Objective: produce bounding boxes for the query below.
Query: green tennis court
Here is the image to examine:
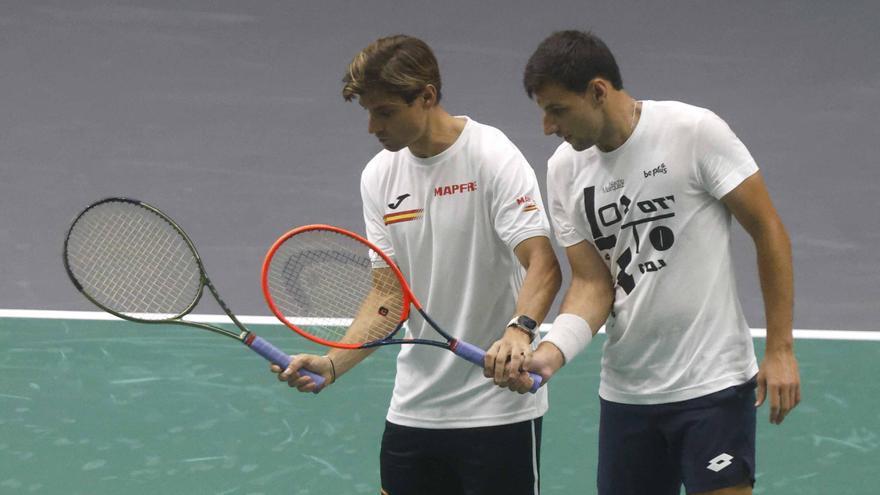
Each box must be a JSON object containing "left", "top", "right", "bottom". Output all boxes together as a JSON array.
[{"left": 1, "top": 316, "right": 877, "bottom": 494}]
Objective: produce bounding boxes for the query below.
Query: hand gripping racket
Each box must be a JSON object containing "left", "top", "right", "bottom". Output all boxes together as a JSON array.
[
  {"left": 261, "top": 224, "right": 542, "bottom": 393},
  {"left": 63, "top": 197, "right": 325, "bottom": 391}
]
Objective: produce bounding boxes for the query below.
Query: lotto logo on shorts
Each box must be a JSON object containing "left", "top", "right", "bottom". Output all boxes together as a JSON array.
[{"left": 706, "top": 453, "right": 734, "bottom": 472}]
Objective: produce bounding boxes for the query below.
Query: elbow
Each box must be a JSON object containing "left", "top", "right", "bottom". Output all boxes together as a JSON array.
[
  {"left": 752, "top": 218, "right": 792, "bottom": 258},
  {"left": 749, "top": 214, "right": 790, "bottom": 247}
]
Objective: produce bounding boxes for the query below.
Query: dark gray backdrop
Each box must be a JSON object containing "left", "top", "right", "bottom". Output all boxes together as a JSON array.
[{"left": 1, "top": 0, "right": 878, "bottom": 330}]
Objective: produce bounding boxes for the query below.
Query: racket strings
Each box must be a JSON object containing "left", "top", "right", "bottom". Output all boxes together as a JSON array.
[
  {"left": 266, "top": 230, "right": 405, "bottom": 344},
  {"left": 65, "top": 201, "right": 203, "bottom": 319}
]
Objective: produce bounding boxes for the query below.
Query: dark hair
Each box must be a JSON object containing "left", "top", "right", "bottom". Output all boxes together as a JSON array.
[
  {"left": 523, "top": 30, "right": 623, "bottom": 98},
  {"left": 342, "top": 35, "right": 442, "bottom": 104}
]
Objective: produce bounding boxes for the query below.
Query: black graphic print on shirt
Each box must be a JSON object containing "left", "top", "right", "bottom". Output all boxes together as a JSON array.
[{"left": 584, "top": 186, "right": 676, "bottom": 295}]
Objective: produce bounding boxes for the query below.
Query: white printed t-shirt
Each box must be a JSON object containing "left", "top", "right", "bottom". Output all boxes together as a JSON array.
[
  {"left": 547, "top": 101, "right": 759, "bottom": 405},
  {"left": 361, "top": 116, "right": 550, "bottom": 428}
]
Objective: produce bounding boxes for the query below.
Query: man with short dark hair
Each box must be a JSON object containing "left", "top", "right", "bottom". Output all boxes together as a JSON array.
[{"left": 493, "top": 30, "right": 801, "bottom": 495}]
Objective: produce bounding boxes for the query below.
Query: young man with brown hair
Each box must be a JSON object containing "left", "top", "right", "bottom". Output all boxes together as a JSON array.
[{"left": 273, "top": 35, "right": 561, "bottom": 495}]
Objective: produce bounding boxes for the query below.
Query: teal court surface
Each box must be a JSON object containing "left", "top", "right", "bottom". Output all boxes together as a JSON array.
[{"left": 1, "top": 314, "right": 878, "bottom": 494}]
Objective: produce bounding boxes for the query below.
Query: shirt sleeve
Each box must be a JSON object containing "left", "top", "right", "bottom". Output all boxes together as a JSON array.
[
  {"left": 360, "top": 162, "right": 394, "bottom": 268},
  {"left": 695, "top": 110, "right": 759, "bottom": 199},
  {"left": 489, "top": 148, "right": 551, "bottom": 250},
  {"left": 546, "top": 153, "right": 586, "bottom": 248}
]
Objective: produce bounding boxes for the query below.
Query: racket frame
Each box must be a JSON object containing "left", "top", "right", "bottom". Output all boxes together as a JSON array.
[
  {"left": 63, "top": 197, "right": 324, "bottom": 390},
  {"left": 262, "top": 224, "right": 488, "bottom": 353},
  {"left": 63, "top": 197, "right": 247, "bottom": 340}
]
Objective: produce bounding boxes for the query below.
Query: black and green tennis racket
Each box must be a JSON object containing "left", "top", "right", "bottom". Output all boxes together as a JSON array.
[{"left": 63, "top": 197, "right": 325, "bottom": 390}]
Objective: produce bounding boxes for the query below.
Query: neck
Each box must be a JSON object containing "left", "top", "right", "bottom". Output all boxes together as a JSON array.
[
  {"left": 409, "top": 108, "right": 466, "bottom": 158},
  {"left": 596, "top": 93, "right": 640, "bottom": 153}
]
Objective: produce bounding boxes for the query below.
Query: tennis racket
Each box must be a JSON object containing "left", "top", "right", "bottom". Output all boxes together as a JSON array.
[
  {"left": 63, "top": 197, "right": 325, "bottom": 391},
  {"left": 261, "top": 224, "right": 542, "bottom": 393}
]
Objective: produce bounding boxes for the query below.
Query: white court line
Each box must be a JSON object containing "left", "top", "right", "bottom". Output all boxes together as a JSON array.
[
  {"left": 0, "top": 309, "right": 344, "bottom": 327},
  {"left": 1, "top": 309, "right": 878, "bottom": 341}
]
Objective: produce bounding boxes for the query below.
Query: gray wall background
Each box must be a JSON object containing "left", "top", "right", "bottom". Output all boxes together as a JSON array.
[{"left": 1, "top": 0, "right": 878, "bottom": 330}]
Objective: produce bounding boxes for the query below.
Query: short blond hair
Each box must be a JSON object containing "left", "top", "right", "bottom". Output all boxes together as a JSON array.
[{"left": 342, "top": 35, "right": 442, "bottom": 103}]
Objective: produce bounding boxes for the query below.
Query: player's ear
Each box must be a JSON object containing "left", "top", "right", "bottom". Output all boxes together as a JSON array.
[
  {"left": 587, "top": 78, "right": 608, "bottom": 105},
  {"left": 420, "top": 85, "right": 438, "bottom": 107}
]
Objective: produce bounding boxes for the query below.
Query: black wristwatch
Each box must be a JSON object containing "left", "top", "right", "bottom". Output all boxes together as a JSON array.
[{"left": 507, "top": 315, "right": 538, "bottom": 343}]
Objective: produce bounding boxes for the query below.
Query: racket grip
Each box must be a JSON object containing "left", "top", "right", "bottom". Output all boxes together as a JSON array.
[
  {"left": 452, "top": 340, "right": 543, "bottom": 394},
  {"left": 246, "top": 335, "right": 326, "bottom": 393}
]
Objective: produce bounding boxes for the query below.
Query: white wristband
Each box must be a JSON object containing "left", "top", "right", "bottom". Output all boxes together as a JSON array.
[{"left": 543, "top": 313, "right": 593, "bottom": 364}]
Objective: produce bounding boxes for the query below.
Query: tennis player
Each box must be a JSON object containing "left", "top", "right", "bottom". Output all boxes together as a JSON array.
[
  {"left": 493, "top": 30, "right": 801, "bottom": 495},
  {"left": 272, "top": 35, "right": 561, "bottom": 495}
]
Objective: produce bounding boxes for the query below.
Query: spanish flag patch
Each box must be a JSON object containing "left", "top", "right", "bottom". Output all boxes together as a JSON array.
[{"left": 383, "top": 208, "right": 424, "bottom": 225}]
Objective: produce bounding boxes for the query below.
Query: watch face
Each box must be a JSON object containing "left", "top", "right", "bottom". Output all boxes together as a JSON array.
[{"left": 518, "top": 315, "right": 537, "bottom": 330}]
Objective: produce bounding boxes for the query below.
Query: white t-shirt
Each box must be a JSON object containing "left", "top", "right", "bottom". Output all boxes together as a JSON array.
[
  {"left": 547, "top": 101, "right": 759, "bottom": 405},
  {"left": 361, "top": 116, "right": 551, "bottom": 428}
]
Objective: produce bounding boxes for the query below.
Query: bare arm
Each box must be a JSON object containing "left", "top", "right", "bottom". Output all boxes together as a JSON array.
[
  {"left": 502, "top": 239, "right": 614, "bottom": 393},
  {"left": 511, "top": 236, "right": 563, "bottom": 325},
  {"left": 273, "top": 267, "right": 401, "bottom": 392},
  {"left": 722, "top": 171, "right": 800, "bottom": 424},
  {"left": 485, "top": 235, "right": 562, "bottom": 386},
  {"left": 530, "top": 240, "right": 614, "bottom": 376}
]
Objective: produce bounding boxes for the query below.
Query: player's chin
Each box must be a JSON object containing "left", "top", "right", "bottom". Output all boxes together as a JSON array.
[
  {"left": 569, "top": 139, "right": 592, "bottom": 152},
  {"left": 378, "top": 140, "right": 404, "bottom": 152}
]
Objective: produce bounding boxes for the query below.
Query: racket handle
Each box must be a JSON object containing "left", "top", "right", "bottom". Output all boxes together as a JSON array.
[
  {"left": 246, "top": 335, "right": 326, "bottom": 393},
  {"left": 452, "top": 340, "right": 543, "bottom": 394}
]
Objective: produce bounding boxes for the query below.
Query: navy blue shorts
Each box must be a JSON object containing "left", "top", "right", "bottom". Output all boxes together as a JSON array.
[
  {"left": 380, "top": 418, "right": 542, "bottom": 495},
  {"left": 598, "top": 377, "right": 757, "bottom": 495}
]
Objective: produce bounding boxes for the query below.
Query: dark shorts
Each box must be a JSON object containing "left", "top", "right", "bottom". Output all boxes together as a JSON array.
[
  {"left": 380, "top": 418, "right": 542, "bottom": 495},
  {"left": 598, "top": 377, "right": 757, "bottom": 495}
]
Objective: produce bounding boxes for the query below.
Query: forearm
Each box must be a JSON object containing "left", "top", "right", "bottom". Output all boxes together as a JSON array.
[
  {"left": 488, "top": 237, "right": 561, "bottom": 387},
  {"left": 752, "top": 217, "right": 801, "bottom": 425},
  {"left": 327, "top": 267, "right": 397, "bottom": 378},
  {"left": 754, "top": 220, "right": 794, "bottom": 352},
  {"left": 326, "top": 347, "right": 377, "bottom": 378},
  {"left": 538, "top": 240, "right": 614, "bottom": 365},
  {"left": 558, "top": 276, "right": 613, "bottom": 336},
  {"left": 513, "top": 252, "right": 562, "bottom": 325},
  {"left": 537, "top": 274, "right": 613, "bottom": 369}
]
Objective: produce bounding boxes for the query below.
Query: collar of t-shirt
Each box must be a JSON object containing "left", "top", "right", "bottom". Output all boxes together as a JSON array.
[
  {"left": 595, "top": 101, "right": 650, "bottom": 160},
  {"left": 402, "top": 116, "right": 473, "bottom": 167}
]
